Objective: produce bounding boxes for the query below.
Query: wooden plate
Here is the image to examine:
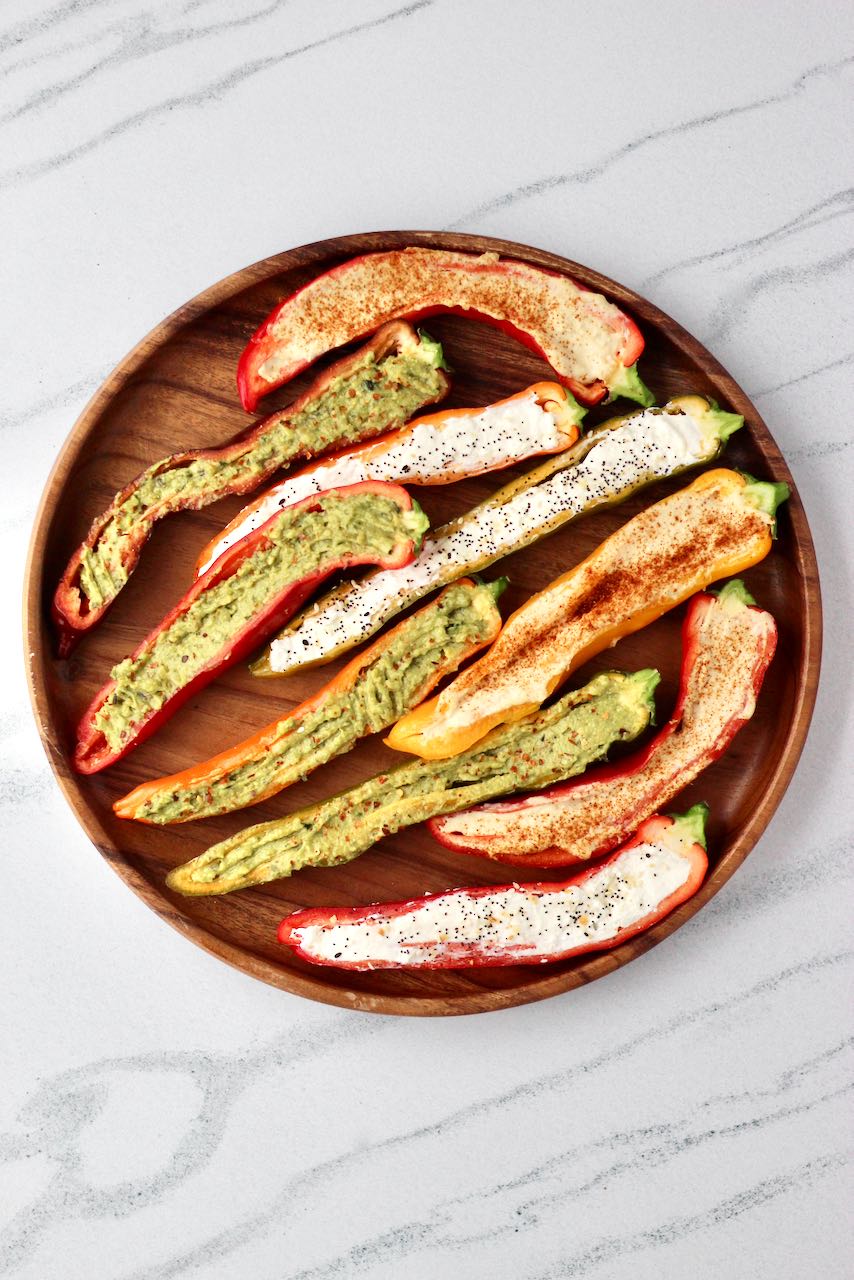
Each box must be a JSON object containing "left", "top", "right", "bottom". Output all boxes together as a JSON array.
[{"left": 24, "top": 231, "right": 821, "bottom": 1015}]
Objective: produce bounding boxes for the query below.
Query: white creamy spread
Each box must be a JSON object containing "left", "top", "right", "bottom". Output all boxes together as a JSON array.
[
  {"left": 268, "top": 408, "right": 710, "bottom": 673},
  {"left": 428, "top": 411, "right": 718, "bottom": 736},
  {"left": 292, "top": 841, "right": 691, "bottom": 966},
  {"left": 198, "top": 394, "right": 565, "bottom": 574}
]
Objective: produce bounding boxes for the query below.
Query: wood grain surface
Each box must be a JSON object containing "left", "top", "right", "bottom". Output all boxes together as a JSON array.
[{"left": 23, "top": 231, "right": 822, "bottom": 1015}]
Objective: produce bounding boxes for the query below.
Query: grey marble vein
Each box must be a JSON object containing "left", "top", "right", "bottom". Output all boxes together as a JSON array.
[
  {"left": 688, "top": 831, "right": 853, "bottom": 928},
  {"left": 752, "top": 350, "right": 854, "bottom": 400},
  {"left": 0, "top": 366, "right": 111, "bottom": 435},
  {"left": 0, "top": 1014, "right": 385, "bottom": 1274},
  {"left": 504, "top": 1041, "right": 853, "bottom": 1213},
  {"left": 95, "top": 949, "right": 852, "bottom": 1280},
  {"left": 285, "top": 1068, "right": 853, "bottom": 1279},
  {"left": 0, "top": 0, "right": 118, "bottom": 52},
  {"left": 786, "top": 437, "right": 853, "bottom": 462},
  {"left": 0, "top": 0, "right": 435, "bottom": 190},
  {"left": 706, "top": 246, "right": 854, "bottom": 341},
  {"left": 446, "top": 53, "right": 854, "bottom": 231},
  {"left": 0, "top": 764, "right": 52, "bottom": 810},
  {"left": 0, "top": 0, "right": 295, "bottom": 127},
  {"left": 2, "top": 3, "right": 139, "bottom": 76},
  {"left": 641, "top": 188, "right": 854, "bottom": 289},
  {"left": 0, "top": 0, "right": 244, "bottom": 76},
  {"left": 533, "top": 1152, "right": 849, "bottom": 1279}
]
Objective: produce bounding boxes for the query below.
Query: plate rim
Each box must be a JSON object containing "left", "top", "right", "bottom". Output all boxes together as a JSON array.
[{"left": 23, "top": 229, "right": 823, "bottom": 1016}]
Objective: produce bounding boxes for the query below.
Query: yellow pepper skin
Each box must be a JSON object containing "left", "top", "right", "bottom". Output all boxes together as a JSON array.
[{"left": 387, "top": 469, "right": 788, "bottom": 761}]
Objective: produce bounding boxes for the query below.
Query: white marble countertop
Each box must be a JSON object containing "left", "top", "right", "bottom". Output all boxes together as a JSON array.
[{"left": 2, "top": 2, "right": 852, "bottom": 1276}]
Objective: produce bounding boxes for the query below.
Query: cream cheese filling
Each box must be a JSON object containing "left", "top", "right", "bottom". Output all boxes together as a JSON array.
[
  {"left": 267, "top": 408, "right": 710, "bottom": 674},
  {"left": 292, "top": 841, "right": 690, "bottom": 966},
  {"left": 199, "top": 394, "right": 566, "bottom": 574}
]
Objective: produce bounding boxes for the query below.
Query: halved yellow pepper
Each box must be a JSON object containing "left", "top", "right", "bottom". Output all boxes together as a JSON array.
[{"left": 386, "top": 468, "right": 788, "bottom": 760}]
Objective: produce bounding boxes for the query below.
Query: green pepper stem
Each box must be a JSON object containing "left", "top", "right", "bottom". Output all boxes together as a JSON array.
[
  {"left": 627, "top": 667, "right": 661, "bottom": 710},
  {"left": 416, "top": 329, "right": 449, "bottom": 370},
  {"left": 739, "top": 474, "right": 790, "bottom": 536},
  {"left": 705, "top": 405, "right": 744, "bottom": 442},
  {"left": 712, "top": 578, "right": 756, "bottom": 608},
  {"left": 563, "top": 390, "right": 588, "bottom": 428},
  {"left": 404, "top": 500, "right": 431, "bottom": 548},
  {"left": 668, "top": 802, "right": 710, "bottom": 849},
  {"left": 486, "top": 576, "right": 510, "bottom": 601},
  {"left": 607, "top": 362, "right": 655, "bottom": 407}
]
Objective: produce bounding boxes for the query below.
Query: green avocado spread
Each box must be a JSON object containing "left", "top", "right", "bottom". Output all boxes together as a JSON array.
[
  {"left": 78, "top": 334, "right": 446, "bottom": 611},
  {"left": 166, "top": 668, "right": 659, "bottom": 895},
  {"left": 93, "top": 491, "right": 428, "bottom": 754},
  {"left": 134, "top": 579, "right": 504, "bottom": 823}
]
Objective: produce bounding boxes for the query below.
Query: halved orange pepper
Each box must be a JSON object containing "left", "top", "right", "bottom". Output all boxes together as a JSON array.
[{"left": 114, "top": 578, "right": 504, "bottom": 824}]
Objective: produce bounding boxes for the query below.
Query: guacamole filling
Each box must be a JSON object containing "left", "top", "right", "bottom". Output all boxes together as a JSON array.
[
  {"left": 92, "top": 492, "right": 426, "bottom": 754},
  {"left": 77, "top": 336, "right": 446, "bottom": 611},
  {"left": 166, "top": 668, "right": 658, "bottom": 895},
  {"left": 134, "top": 579, "right": 503, "bottom": 823}
]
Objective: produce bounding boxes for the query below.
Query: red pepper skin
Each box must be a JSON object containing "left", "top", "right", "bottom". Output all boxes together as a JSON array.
[
  {"left": 237, "top": 248, "right": 645, "bottom": 412},
  {"left": 73, "top": 482, "right": 423, "bottom": 775},
  {"left": 53, "top": 323, "right": 446, "bottom": 657},
  {"left": 277, "top": 810, "right": 707, "bottom": 971},
  {"left": 428, "top": 585, "right": 777, "bottom": 867}
]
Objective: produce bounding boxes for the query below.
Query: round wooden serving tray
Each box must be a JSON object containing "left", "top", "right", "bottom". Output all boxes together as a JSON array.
[{"left": 24, "top": 231, "right": 821, "bottom": 1015}]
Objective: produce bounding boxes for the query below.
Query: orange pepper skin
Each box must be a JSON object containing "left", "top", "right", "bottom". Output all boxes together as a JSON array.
[{"left": 114, "top": 578, "right": 503, "bottom": 823}]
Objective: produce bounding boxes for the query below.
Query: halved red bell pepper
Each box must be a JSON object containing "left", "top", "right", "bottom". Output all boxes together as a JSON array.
[
  {"left": 237, "top": 247, "right": 649, "bottom": 413},
  {"left": 429, "top": 580, "right": 777, "bottom": 866},
  {"left": 277, "top": 805, "right": 709, "bottom": 970},
  {"left": 73, "top": 482, "right": 428, "bottom": 774},
  {"left": 52, "top": 322, "right": 448, "bottom": 656}
]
